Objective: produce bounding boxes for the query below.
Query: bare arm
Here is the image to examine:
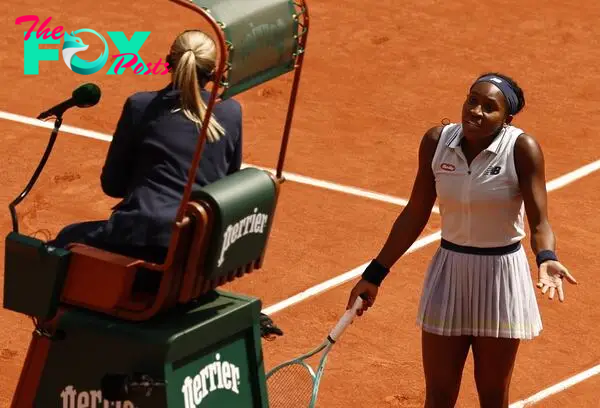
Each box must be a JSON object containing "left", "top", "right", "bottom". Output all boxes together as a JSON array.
[
  {"left": 375, "top": 126, "right": 441, "bottom": 269},
  {"left": 514, "top": 133, "right": 577, "bottom": 301},
  {"left": 514, "top": 133, "right": 555, "bottom": 254},
  {"left": 348, "top": 126, "right": 441, "bottom": 311}
]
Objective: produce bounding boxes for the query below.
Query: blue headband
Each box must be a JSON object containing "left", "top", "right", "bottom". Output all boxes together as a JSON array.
[{"left": 473, "top": 75, "right": 520, "bottom": 115}]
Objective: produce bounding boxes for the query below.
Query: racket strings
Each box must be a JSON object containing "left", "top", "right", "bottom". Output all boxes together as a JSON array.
[{"left": 267, "top": 363, "right": 315, "bottom": 407}]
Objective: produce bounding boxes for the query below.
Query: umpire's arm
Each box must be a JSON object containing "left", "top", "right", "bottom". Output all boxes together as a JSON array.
[{"left": 100, "top": 97, "right": 137, "bottom": 198}]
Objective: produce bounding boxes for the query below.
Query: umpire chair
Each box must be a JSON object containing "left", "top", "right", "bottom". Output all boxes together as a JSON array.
[{"left": 3, "top": 0, "right": 310, "bottom": 406}]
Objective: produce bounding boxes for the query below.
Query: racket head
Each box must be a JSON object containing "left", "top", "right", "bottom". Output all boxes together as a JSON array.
[
  {"left": 266, "top": 342, "right": 331, "bottom": 408},
  {"left": 267, "top": 359, "right": 316, "bottom": 407},
  {"left": 266, "top": 298, "right": 364, "bottom": 407}
]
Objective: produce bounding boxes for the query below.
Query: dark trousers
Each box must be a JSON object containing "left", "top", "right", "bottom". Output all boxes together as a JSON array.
[
  {"left": 49, "top": 220, "right": 167, "bottom": 292},
  {"left": 49, "top": 221, "right": 167, "bottom": 263}
]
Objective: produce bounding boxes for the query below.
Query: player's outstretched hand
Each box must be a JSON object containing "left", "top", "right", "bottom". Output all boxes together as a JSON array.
[
  {"left": 347, "top": 279, "right": 378, "bottom": 316},
  {"left": 537, "top": 260, "right": 577, "bottom": 302}
]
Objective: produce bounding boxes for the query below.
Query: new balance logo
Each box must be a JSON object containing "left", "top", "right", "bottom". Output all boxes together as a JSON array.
[{"left": 484, "top": 166, "right": 502, "bottom": 176}]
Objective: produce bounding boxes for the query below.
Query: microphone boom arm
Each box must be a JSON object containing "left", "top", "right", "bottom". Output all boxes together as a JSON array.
[
  {"left": 9, "top": 83, "right": 100, "bottom": 235},
  {"left": 9, "top": 116, "right": 63, "bottom": 234}
]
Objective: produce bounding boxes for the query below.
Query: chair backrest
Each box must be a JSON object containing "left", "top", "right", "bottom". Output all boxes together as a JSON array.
[
  {"left": 178, "top": 167, "right": 279, "bottom": 302},
  {"left": 195, "top": 167, "right": 278, "bottom": 276}
]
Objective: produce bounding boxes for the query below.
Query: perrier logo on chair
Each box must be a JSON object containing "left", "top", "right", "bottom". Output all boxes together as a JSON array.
[
  {"left": 218, "top": 207, "right": 270, "bottom": 267},
  {"left": 192, "top": 167, "right": 278, "bottom": 279},
  {"left": 60, "top": 385, "right": 134, "bottom": 407},
  {"left": 181, "top": 353, "right": 242, "bottom": 408}
]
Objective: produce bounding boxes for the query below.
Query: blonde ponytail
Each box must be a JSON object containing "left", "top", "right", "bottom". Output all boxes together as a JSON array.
[{"left": 169, "top": 31, "right": 225, "bottom": 143}]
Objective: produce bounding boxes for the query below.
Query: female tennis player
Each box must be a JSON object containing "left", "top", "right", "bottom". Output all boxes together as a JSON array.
[{"left": 346, "top": 72, "right": 578, "bottom": 407}]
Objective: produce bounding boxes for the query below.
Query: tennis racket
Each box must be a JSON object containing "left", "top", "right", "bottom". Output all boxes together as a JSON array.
[{"left": 265, "top": 296, "right": 365, "bottom": 408}]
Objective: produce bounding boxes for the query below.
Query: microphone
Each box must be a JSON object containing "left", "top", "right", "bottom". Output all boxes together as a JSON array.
[{"left": 37, "top": 83, "right": 101, "bottom": 120}]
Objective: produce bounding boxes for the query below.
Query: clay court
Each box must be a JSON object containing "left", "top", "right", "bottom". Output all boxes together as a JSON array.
[{"left": 2, "top": 0, "right": 600, "bottom": 406}]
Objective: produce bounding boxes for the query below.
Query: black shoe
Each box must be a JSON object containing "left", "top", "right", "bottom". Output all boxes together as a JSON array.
[{"left": 260, "top": 313, "right": 283, "bottom": 339}]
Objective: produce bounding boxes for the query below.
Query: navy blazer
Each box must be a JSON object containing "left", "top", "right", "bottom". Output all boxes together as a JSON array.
[{"left": 97, "top": 83, "right": 242, "bottom": 249}]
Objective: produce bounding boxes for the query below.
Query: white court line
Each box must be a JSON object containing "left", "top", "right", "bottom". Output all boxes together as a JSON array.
[
  {"left": 509, "top": 364, "right": 600, "bottom": 407},
  {"left": 546, "top": 159, "right": 600, "bottom": 191},
  {"left": 2, "top": 109, "right": 599, "bottom": 405},
  {"left": 262, "top": 231, "right": 442, "bottom": 315},
  {"left": 0, "top": 110, "right": 113, "bottom": 142},
  {"left": 241, "top": 163, "right": 440, "bottom": 213},
  {"left": 0, "top": 110, "right": 440, "bottom": 213},
  {"left": 261, "top": 157, "right": 600, "bottom": 407},
  {"left": 262, "top": 158, "right": 600, "bottom": 315}
]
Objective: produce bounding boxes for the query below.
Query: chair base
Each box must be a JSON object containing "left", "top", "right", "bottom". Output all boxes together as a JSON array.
[{"left": 10, "top": 290, "right": 269, "bottom": 408}]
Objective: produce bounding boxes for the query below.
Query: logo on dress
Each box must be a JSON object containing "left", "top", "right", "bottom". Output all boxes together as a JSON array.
[
  {"left": 484, "top": 165, "right": 502, "bottom": 176},
  {"left": 440, "top": 163, "right": 456, "bottom": 172}
]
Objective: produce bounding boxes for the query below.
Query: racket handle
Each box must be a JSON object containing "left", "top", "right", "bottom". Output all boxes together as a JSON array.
[{"left": 328, "top": 296, "right": 363, "bottom": 342}]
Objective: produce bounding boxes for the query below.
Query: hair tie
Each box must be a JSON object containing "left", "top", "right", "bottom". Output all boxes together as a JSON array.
[{"left": 473, "top": 75, "right": 519, "bottom": 115}]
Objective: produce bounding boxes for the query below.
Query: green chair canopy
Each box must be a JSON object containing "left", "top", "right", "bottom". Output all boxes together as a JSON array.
[{"left": 189, "top": 0, "right": 305, "bottom": 99}]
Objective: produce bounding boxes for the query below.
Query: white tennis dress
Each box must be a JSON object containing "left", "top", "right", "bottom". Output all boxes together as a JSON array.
[{"left": 416, "top": 123, "right": 543, "bottom": 339}]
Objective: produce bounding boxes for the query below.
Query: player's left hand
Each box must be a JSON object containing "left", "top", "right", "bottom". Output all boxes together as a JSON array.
[{"left": 537, "top": 260, "right": 577, "bottom": 302}]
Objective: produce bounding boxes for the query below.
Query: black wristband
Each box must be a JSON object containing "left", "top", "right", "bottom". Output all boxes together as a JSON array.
[
  {"left": 361, "top": 259, "right": 389, "bottom": 286},
  {"left": 536, "top": 250, "right": 558, "bottom": 268}
]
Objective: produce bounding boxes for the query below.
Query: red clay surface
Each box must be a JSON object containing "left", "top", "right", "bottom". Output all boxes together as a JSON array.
[{"left": 1, "top": 0, "right": 600, "bottom": 407}]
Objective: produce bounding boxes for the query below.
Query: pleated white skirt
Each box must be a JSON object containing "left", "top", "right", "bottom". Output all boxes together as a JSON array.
[{"left": 416, "top": 245, "right": 543, "bottom": 340}]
